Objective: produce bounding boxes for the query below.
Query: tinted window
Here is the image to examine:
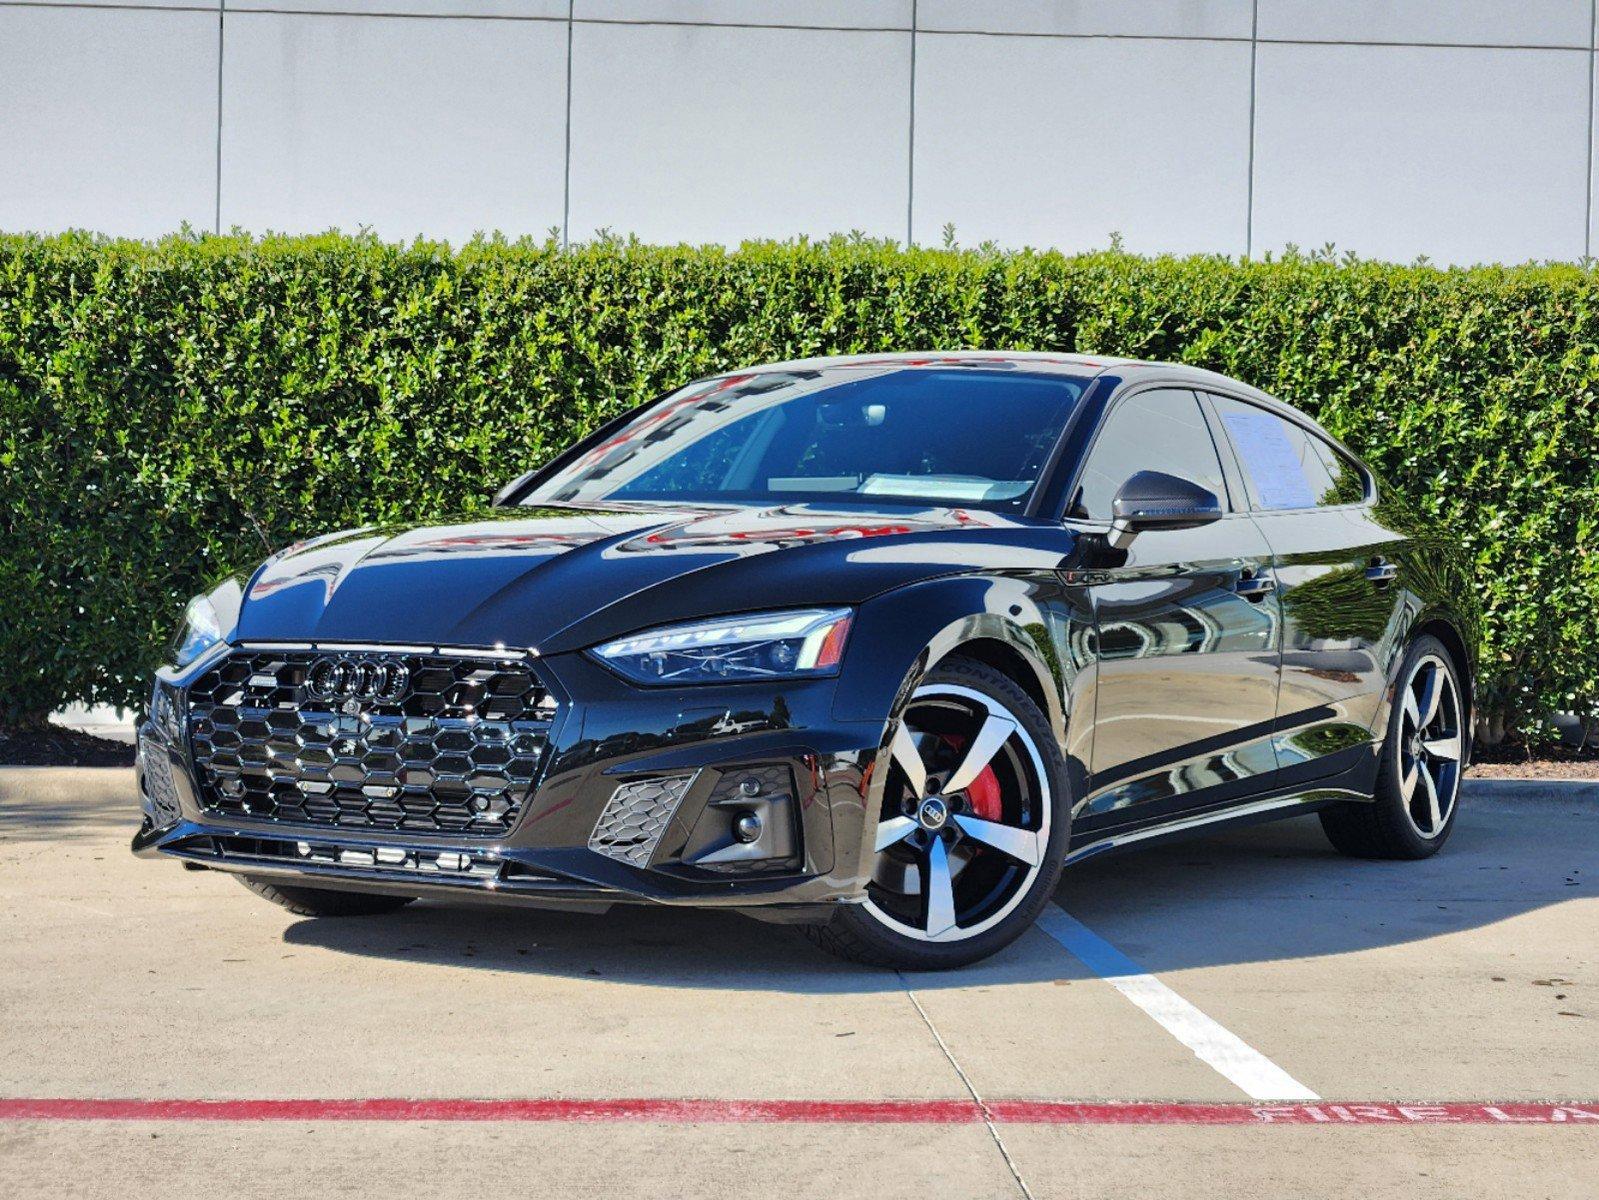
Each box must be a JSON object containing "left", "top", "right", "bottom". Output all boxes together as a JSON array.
[
  {"left": 528, "top": 367, "right": 1087, "bottom": 512},
  {"left": 1310, "top": 438, "right": 1369, "bottom": 506},
  {"left": 1076, "top": 388, "right": 1228, "bottom": 520},
  {"left": 1209, "top": 394, "right": 1365, "bottom": 510}
]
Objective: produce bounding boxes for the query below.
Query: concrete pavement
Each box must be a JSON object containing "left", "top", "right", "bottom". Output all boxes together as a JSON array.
[{"left": 1, "top": 767, "right": 1595, "bottom": 1198}]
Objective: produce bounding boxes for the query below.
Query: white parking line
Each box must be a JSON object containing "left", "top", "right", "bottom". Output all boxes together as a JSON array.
[{"left": 1037, "top": 906, "right": 1319, "bottom": 1102}]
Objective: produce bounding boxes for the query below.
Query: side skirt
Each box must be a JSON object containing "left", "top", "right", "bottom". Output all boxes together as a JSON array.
[{"left": 1063, "top": 754, "right": 1376, "bottom": 867}]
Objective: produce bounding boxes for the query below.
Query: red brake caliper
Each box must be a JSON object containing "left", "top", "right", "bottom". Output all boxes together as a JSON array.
[{"left": 938, "top": 734, "right": 1002, "bottom": 821}]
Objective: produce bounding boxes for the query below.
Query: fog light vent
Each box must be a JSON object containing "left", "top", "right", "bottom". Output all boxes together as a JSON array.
[
  {"left": 681, "top": 764, "right": 798, "bottom": 873},
  {"left": 589, "top": 774, "right": 696, "bottom": 868}
]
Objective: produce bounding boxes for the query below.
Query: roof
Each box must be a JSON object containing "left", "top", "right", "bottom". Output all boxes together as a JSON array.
[
  {"left": 711, "top": 351, "right": 1278, "bottom": 403},
  {"left": 714, "top": 350, "right": 1137, "bottom": 377}
]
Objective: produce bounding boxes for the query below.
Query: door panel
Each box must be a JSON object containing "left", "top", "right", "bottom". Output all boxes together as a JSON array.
[
  {"left": 1201, "top": 391, "right": 1407, "bottom": 778},
  {"left": 1080, "top": 515, "right": 1282, "bottom": 829},
  {"left": 1253, "top": 507, "right": 1406, "bottom": 773}
]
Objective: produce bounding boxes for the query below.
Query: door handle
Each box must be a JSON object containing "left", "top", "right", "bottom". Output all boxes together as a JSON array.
[
  {"left": 1233, "top": 572, "right": 1275, "bottom": 600},
  {"left": 1365, "top": 559, "right": 1399, "bottom": 585}
]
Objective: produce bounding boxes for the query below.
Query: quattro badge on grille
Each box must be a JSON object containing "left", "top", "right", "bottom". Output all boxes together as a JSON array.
[{"left": 305, "top": 656, "right": 409, "bottom": 703}]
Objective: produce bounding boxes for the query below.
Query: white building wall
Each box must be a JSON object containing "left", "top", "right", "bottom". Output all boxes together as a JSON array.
[{"left": 2, "top": 0, "right": 1596, "bottom": 264}]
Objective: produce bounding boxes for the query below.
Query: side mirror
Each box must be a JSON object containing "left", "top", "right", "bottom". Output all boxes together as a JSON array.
[{"left": 1108, "top": 470, "right": 1223, "bottom": 549}]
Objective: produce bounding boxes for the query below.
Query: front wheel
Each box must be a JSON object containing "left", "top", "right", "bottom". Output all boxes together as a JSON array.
[
  {"left": 804, "top": 657, "right": 1070, "bottom": 969},
  {"left": 1320, "top": 634, "right": 1466, "bottom": 860}
]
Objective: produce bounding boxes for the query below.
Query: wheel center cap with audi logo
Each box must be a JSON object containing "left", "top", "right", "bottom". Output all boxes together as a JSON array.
[{"left": 916, "top": 796, "right": 950, "bottom": 831}]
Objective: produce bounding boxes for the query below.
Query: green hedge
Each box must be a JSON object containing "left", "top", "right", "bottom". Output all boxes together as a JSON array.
[{"left": 2, "top": 231, "right": 1596, "bottom": 739}]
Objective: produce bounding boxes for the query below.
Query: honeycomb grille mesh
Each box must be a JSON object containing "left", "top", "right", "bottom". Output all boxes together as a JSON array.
[
  {"left": 139, "top": 735, "right": 183, "bottom": 826},
  {"left": 186, "top": 650, "right": 554, "bottom": 836},
  {"left": 589, "top": 775, "right": 695, "bottom": 867}
]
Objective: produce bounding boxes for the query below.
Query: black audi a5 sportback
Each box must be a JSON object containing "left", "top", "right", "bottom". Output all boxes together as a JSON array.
[{"left": 135, "top": 353, "right": 1477, "bottom": 968}]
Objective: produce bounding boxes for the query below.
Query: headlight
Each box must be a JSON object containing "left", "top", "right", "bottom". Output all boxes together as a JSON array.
[
  {"left": 591, "top": 607, "right": 853, "bottom": 685},
  {"left": 170, "top": 578, "right": 244, "bottom": 667}
]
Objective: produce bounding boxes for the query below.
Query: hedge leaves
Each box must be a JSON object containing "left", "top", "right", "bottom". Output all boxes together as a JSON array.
[{"left": 1, "top": 232, "right": 1594, "bottom": 735}]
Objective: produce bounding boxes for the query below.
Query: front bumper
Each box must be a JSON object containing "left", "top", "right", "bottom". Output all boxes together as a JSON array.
[{"left": 134, "top": 644, "right": 887, "bottom": 916}]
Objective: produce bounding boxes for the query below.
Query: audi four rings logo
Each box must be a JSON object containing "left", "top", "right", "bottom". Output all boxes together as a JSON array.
[{"left": 305, "top": 656, "right": 409, "bottom": 702}]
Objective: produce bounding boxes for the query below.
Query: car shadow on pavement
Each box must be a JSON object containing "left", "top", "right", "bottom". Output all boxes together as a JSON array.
[
  {"left": 283, "top": 890, "right": 988, "bottom": 993},
  {"left": 281, "top": 787, "right": 1596, "bottom": 992},
  {"left": 1053, "top": 791, "right": 1595, "bottom": 974}
]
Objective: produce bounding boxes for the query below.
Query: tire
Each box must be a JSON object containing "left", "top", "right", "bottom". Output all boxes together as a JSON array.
[
  {"left": 1320, "top": 634, "right": 1466, "bottom": 860},
  {"left": 235, "top": 874, "right": 416, "bottom": 917},
  {"left": 804, "top": 656, "right": 1070, "bottom": 969}
]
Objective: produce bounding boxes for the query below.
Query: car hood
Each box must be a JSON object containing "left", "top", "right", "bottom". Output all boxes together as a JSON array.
[{"left": 234, "top": 503, "right": 1079, "bottom": 654}]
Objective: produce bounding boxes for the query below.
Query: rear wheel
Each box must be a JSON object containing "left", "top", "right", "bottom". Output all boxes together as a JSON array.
[
  {"left": 1320, "top": 634, "right": 1465, "bottom": 860},
  {"left": 805, "top": 658, "right": 1069, "bottom": 969},
  {"left": 235, "top": 875, "right": 416, "bottom": 917}
]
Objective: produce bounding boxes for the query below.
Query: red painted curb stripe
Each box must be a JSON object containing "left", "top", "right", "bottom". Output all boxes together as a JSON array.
[
  {"left": 0, "top": 1099, "right": 976, "bottom": 1124},
  {"left": 1, "top": 1099, "right": 1597, "bottom": 1126}
]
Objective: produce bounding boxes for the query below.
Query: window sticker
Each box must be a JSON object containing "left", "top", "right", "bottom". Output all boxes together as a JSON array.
[
  {"left": 860, "top": 474, "right": 1032, "bottom": 501},
  {"left": 1223, "top": 410, "right": 1315, "bottom": 510}
]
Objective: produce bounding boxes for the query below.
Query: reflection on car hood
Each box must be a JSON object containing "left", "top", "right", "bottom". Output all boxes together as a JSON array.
[{"left": 234, "top": 503, "right": 1079, "bottom": 653}]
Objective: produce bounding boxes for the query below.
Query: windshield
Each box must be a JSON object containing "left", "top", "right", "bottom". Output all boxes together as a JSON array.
[{"left": 525, "top": 366, "right": 1088, "bottom": 512}]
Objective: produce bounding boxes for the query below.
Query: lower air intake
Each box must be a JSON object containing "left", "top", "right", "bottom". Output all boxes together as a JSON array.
[
  {"left": 589, "top": 775, "right": 696, "bottom": 868},
  {"left": 139, "top": 736, "right": 183, "bottom": 826}
]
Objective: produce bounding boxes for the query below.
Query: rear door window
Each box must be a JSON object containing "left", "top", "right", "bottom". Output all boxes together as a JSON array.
[{"left": 1207, "top": 394, "right": 1365, "bottom": 511}]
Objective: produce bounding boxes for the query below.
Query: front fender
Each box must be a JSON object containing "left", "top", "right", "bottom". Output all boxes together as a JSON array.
[
  {"left": 828, "top": 571, "right": 1085, "bottom": 894},
  {"left": 833, "top": 574, "right": 1069, "bottom": 736}
]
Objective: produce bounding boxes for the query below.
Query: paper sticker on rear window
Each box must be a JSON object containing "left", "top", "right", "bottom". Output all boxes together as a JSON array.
[{"left": 1223, "top": 410, "right": 1316, "bottom": 510}]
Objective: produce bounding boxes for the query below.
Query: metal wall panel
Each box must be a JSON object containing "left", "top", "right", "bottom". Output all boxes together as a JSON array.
[
  {"left": 1257, "top": 1, "right": 1591, "bottom": 48},
  {"left": 219, "top": 11, "right": 568, "bottom": 241},
  {"left": 912, "top": 32, "right": 1252, "bottom": 255},
  {"left": 1252, "top": 41, "right": 1590, "bottom": 264},
  {"left": 2, "top": 0, "right": 1595, "bottom": 263},
  {"left": 568, "top": 21, "right": 911, "bottom": 244},
  {"left": 0, "top": 5, "right": 218, "bottom": 237}
]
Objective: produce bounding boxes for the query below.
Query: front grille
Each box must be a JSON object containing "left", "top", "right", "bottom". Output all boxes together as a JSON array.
[{"left": 186, "top": 649, "right": 556, "bottom": 836}]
